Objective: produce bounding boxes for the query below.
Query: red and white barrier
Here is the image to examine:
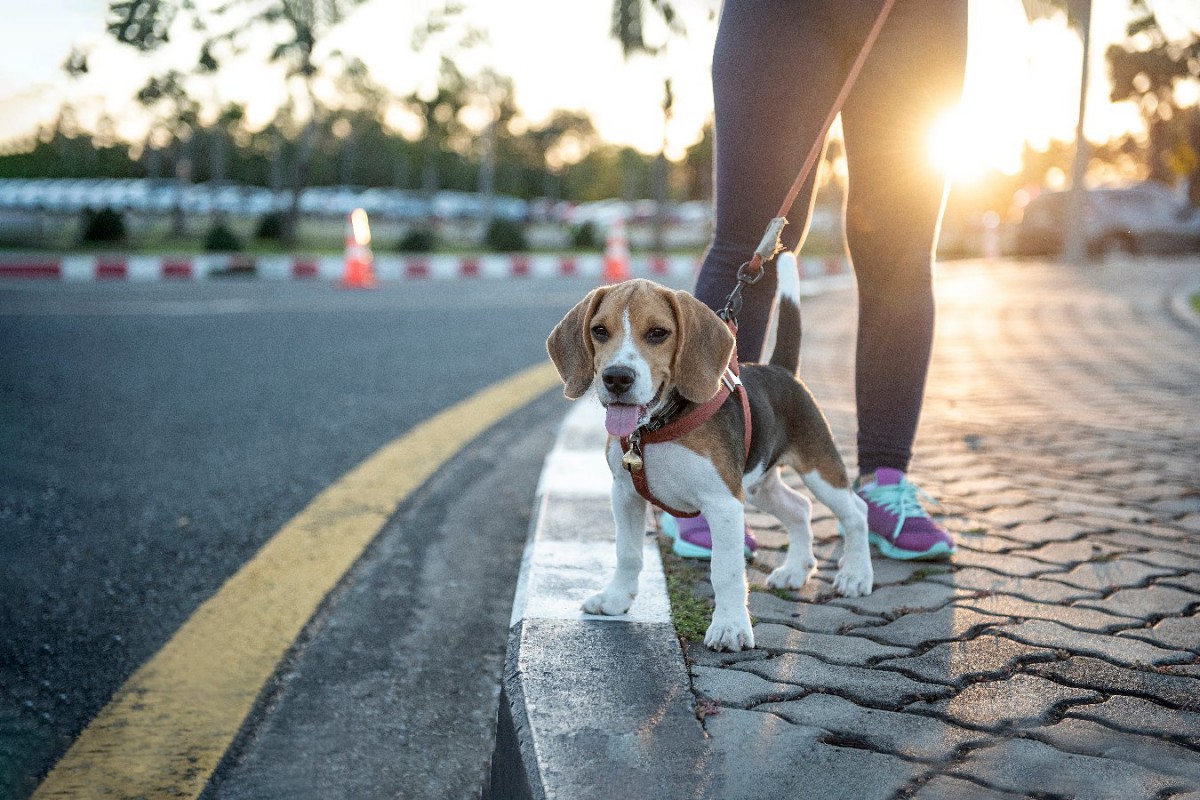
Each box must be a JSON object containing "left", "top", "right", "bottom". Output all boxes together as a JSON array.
[{"left": 0, "top": 253, "right": 852, "bottom": 284}]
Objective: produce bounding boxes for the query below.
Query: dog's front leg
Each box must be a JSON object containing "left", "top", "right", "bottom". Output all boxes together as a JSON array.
[
  {"left": 582, "top": 471, "right": 647, "bottom": 616},
  {"left": 703, "top": 498, "right": 755, "bottom": 651}
]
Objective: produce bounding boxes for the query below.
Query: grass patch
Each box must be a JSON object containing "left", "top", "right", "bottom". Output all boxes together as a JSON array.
[
  {"left": 656, "top": 537, "right": 713, "bottom": 645},
  {"left": 1191, "top": 292, "right": 1200, "bottom": 316}
]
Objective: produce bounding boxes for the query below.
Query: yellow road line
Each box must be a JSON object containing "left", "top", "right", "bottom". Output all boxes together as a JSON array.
[{"left": 34, "top": 360, "right": 562, "bottom": 799}]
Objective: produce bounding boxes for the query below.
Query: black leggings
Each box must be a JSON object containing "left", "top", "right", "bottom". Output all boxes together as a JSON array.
[{"left": 695, "top": 0, "right": 968, "bottom": 476}]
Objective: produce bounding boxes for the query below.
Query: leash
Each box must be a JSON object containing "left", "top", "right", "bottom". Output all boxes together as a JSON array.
[
  {"left": 619, "top": 0, "right": 895, "bottom": 517},
  {"left": 719, "top": 0, "right": 896, "bottom": 323}
]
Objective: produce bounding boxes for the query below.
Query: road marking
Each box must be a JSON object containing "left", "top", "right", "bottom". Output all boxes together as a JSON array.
[{"left": 33, "top": 360, "right": 562, "bottom": 799}]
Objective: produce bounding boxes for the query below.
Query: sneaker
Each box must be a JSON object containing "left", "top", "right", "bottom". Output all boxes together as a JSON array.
[
  {"left": 659, "top": 513, "right": 757, "bottom": 560},
  {"left": 857, "top": 468, "right": 955, "bottom": 560}
]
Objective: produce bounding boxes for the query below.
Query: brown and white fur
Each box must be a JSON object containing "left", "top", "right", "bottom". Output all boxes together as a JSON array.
[{"left": 546, "top": 254, "right": 872, "bottom": 651}]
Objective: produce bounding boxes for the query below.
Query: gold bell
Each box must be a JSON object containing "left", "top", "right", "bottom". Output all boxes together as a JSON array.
[{"left": 622, "top": 447, "right": 644, "bottom": 472}]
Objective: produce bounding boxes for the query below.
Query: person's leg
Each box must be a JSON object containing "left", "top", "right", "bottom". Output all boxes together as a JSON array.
[
  {"left": 696, "top": 0, "right": 882, "bottom": 361},
  {"left": 840, "top": 0, "right": 967, "bottom": 559},
  {"left": 840, "top": 0, "right": 968, "bottom": 477}
]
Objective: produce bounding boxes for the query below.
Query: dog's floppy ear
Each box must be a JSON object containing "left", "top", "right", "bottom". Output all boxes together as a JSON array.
[
  {"left": 547, "top": 287, "right": 607, "bottom": 399},
  {"left": 670, "top": 289, "right": 735, "bottom": 404}
]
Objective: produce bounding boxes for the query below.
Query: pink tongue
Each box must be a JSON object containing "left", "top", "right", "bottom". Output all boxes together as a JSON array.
[{"left": 605, "top": 404, "right": 642, "bottom": 436}]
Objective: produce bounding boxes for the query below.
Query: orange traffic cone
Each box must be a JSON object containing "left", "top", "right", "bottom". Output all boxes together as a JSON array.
[
  {"left": 342, "top": 208, "right": 376, "bottom": 289},
  {"left": 602, "top": 217, "right": 630, "bottom": 284}
]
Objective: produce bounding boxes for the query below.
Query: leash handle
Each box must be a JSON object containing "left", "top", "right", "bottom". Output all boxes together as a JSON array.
[{"left": 738, "top": 0, "right": 897, "bottom": 283}]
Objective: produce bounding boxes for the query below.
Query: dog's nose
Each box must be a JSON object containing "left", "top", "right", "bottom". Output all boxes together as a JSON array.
[{"left": 602, "top": 366, "right": 636, "bottom": 396}]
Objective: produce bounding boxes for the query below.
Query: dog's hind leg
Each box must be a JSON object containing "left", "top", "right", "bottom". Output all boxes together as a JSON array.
[
  {"left": 800, "top": 470, "right": 874, "bottom": 598},
  {"left": 748, "top": 467, "right": 818, "bottom": 590},
  {"left": 583, "top": 469, "right": 648, "bottom": 616}
]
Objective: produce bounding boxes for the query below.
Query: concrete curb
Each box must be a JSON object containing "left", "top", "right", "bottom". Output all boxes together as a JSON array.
[
  {"left": 0, "top": 253, "right": 853, "bottom": 284},
  {"left": 488, "top": 274, "right": 856, "bottom": 799},
  {"left": 487, "top": 399, "right": 705, "bottom": 800}
]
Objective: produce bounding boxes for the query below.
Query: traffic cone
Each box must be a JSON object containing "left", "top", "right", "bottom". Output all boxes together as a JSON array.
[
  {"left": 602, "top": 217, "right": 630, "bottom": 284},
  {"left": 342, "top": 208, "right": 375, "bottom": 289}
]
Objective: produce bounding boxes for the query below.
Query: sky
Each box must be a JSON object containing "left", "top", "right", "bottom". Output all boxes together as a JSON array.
[{"left": 0, "top": 0, "right": 1198, "bottom": 179}]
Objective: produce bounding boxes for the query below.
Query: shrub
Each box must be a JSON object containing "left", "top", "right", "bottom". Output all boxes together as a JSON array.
[
  {"left": 571, "top": 221, "right": 600, "bottom": 250},
  {"left": 204, "top": 221, "right": 243, "bottom": 252},
  {"left": 255, "top": 212, "right": 286, "bottom": 241},
  {"left": 397, "top": 227, "right": 437, "bottom": 253},
  {"left": 80, "top": 207, "right": 126, "bottom": 245},
  {"left": 484, "top": 218, "right": 527, "bottom": 253}
]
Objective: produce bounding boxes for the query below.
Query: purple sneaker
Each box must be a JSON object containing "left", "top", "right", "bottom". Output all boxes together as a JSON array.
[
  {"left": 659, "top": 513, "right": 757, "bottom": 560},
  {"left": 857, "top": 468, "right": 955, "bottom": 560}
]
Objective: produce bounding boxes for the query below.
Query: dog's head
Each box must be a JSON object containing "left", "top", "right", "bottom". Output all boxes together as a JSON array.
[{"left": 546, "top": 279, "right": 736, "bottom": 436}]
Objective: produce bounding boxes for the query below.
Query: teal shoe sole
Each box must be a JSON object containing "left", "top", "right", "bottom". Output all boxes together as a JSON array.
[{"left": 868, "top": 531, "right": 956, "bottom": 561}]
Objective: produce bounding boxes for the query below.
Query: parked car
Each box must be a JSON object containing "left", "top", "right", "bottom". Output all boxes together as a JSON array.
[{"left": 1016, "top": 183, "right": 1200, "bottom": 257}]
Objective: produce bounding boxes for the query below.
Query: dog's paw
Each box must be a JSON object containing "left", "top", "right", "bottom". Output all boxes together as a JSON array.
[
  {"left": 704, "top": 609, "right": 755, "bottom": 652},
  {"left": 833, "top": 558, "right": 874, "bottom": 598},
  {"left": 582, "top": 588, "right": 635, "bottom": 616},
  {"left": 766, "top": 559, "right": 817, "bottom": 590}
]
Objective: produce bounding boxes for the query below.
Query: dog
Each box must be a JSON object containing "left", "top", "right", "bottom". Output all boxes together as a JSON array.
[{"left": 546, "top": 253, "right": 872, "bottom": 651}]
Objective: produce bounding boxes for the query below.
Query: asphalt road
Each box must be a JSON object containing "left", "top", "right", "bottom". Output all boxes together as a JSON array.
[{"left": 0, "top": 276, "right": 595, "bottom": 798}]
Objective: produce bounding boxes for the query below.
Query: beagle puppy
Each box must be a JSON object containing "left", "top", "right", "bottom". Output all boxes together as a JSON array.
[{"left": 546, "top": 254, "right": 873, "bottom": 651}]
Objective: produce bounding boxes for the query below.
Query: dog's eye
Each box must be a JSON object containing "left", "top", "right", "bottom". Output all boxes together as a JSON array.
[
  {"left": 645, "top": 327, "right": 670, "bottom": 344},
  {"left": 590, "top": 325, "right": 610, "bottom": 342}
]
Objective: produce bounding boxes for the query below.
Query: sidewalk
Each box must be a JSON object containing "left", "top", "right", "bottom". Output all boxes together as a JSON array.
[{"left": 494, "top": 257, "right": 1200, "bottom": 800}]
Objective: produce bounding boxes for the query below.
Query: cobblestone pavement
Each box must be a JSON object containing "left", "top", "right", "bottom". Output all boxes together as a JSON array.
[{"left": 677, "top": 258, "right": 1200, "bottom": 800}]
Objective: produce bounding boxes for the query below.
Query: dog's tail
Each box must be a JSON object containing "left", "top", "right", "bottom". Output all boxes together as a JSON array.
[{"left": 765, "top": 251, "right": 802, "bottom": 374}]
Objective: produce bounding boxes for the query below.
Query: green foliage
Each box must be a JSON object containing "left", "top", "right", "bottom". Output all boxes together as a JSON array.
[
  {"left": 203, "top": 220, "right": 243, "bottom": 252},
  {"left": 255, "top": 212, "right": 287, "bottom": 241},
  {"left": 397, "top": 227, "right": 437, "bottom": 253},
  {"left": 483, "top": 218, "right": 527, "bottom": 252},
  {"left": 570, "top": 221, "right": 600, "bottom": 250},
  {"left": 79, "top": 207, "right": 127, "bottom": 244}
]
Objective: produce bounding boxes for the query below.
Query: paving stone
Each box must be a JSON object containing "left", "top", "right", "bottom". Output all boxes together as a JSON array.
[
  {"left": 1049, "top": 500, "right": 1153, "bottom": 524},
  {"left": 953, "top": 529, "right": 1021, "bottom": 555},
  {"left": 951, "top": 735, "right": 1189, "bottom": 799},
  {"left": 747, "top": 592, "right": 883, "bottom": 635},
  {"left": 1020, "top": 538, "right": 1132, "bottom": 566},
  {"left": 1067, "top": 694, "right": 1200, "bottom": 746},
  {"left": 992, "top": 519, "right": 1097, "bottom": 545},
  {"left": 758, "top": 693, "right": 984, "bottom": 762},
  {"left": 1161, "top": 571, "right": 1200, "bottom": 593},
  {"left": 1024, "top": 655, "right": 1200, "bottom": 712},
  {"left": 999, "top": 618, "right": 1190, "bottom": 667},
  {"left": 925, "top": 567, "right": 1097, "bottom": 604},
  {"left": 735, "top": 653, "right": 952, "bottom": 710},
  {"left": 1120, "top": 614, "right": 1200, "bottom": 654},
  {"left": 827, "top": 581, "right": 959, "bottom": 617},
  {"left": 958, "top": 593, "right": 1138, "bottom": 633},
  {"left": 848, "top": 605, "right": 1011, "bottom": 649},
  {"left": 705, "top": 708, "right": 923, "bottom": 800},
  {"left": 1125, "top": 546, "right": 1200, "bottom": 572},
  {"left": 752, "top": 623, "right": 909, "bottom": 664},
  {"left": 691, "top": 665, "right": 803, "bottom": 709},
  {"left": 876, "top": 633, "right": 1058, "bottom": 687},
  {"left": 941, "top": 547, "right": 1065, "bottom": 579},
  {"left": 976, "top": 504, "right": 1055, "bottom": 527},
  {"left": 1031, "top": 717, "right": 1200, "bottom": 790},
  {"left": 1041, "top": 559, "right": 1181, "bottom": 593},
  {"left": 1074, "top": 583, "right": 1199, "bottom": 621},
  {"left": 910, "top": 774, "right": 1027, "bottom": 800},
  {"left": 910, "top": 673, "right": 1101, "bottom": 732}
]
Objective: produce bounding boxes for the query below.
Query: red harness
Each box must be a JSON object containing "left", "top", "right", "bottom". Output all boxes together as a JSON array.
[{"left": 618, "top": 326, "right": 752, "bottom": 518}]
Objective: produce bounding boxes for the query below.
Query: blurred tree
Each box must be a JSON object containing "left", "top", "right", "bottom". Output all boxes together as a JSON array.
[
  {"left": 611, "top": 0, "right": 687, "bottom": 249},
  {"left": 105, "top": 0, "right": 370, "bottom": 244},
  {"left": 1106, "top": 1, "right": 1200, "bottom": 205},
  {"left": 406, "top": 3, "right": 487, "bottom": 198}
]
